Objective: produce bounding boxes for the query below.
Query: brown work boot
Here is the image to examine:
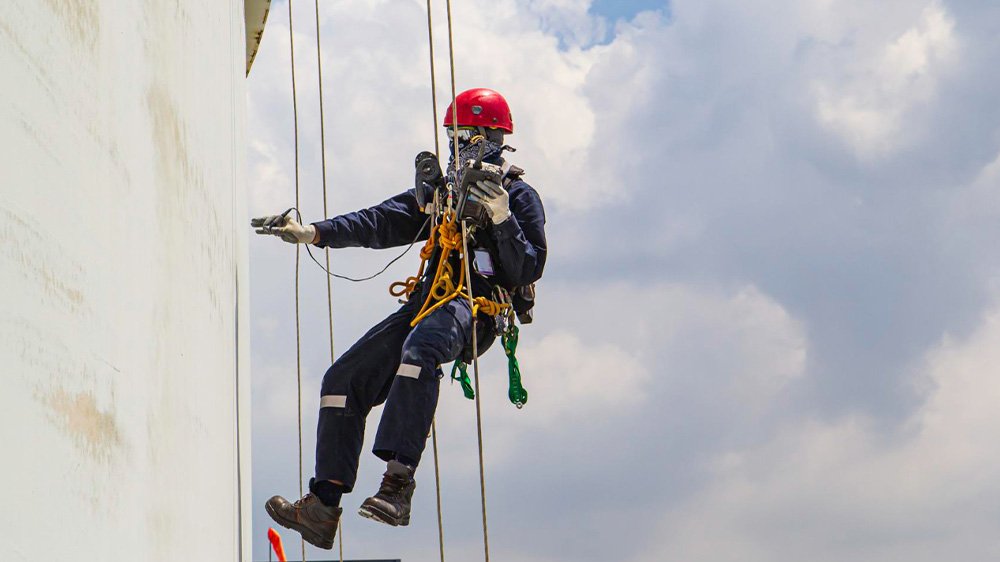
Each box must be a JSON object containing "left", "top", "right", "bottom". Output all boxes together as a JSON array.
[
  {"left": 358, "top": 460, "right": 416, "bottom": 527},
  {"left": 265, "top": 493, "right": 341, "bottom": 550}
]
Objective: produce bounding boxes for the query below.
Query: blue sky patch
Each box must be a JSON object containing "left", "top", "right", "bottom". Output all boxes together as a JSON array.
[{"left": 590, "top": 0, "right": 668, "bottom": 22}]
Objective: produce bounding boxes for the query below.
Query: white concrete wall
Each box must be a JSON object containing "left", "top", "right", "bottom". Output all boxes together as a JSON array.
[{"left": 0, "top": 1, "right": 251, "bottom": 560}]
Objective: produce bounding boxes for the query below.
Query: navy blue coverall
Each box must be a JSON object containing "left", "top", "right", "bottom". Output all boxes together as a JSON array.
[{"left": 310, "top": 176, "right": 546, "bottom": 492}]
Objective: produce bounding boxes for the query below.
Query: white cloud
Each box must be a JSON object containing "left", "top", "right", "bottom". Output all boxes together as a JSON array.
[
  {"left": 516, "top": 330, "right": 649, "bottom": 422},
  {"left": 813, "top": 2, "right": 957, "bottom": 158},
  {"left": 948, "top": 149, "right": 1000, "bottom": 225},
  {"left": 431, "top": 281, "right": 807, "bottom": 474},
  {"left": 245, "top": 0, "right": 1000, "bottom": 560},
  {"left": 518, "top": 0, "right": 610, "bottom": 48},
  {"left": 550, "top": 282, "right": 809, "bottom": 401},
  {"left": 636, "top": 299, "right": 1000, "bottom": 562}
]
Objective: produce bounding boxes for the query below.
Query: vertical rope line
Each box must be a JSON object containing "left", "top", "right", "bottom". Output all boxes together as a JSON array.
[
  {"left": 425, "top": 0, "right": 442, "bottom": 158},
  {"left": 445, "top": 2, "right": 490, "bottom": 559},
  {"left": 229, "top": 4, "right": 244, "bottom": 558},
  {"left": 425, "top": 2, "right": 447, "bottom": 562},
  {"left": 310, "top": 2, "right": 342, "bottom": 559},
  {"left": 445, "top": 0, "right": 460, "bottom": 175},
  {"left": 461, "top": 221, "right": 491, "bottom": 562},
  {"left": 430, "top": 421, "right": 445, "bottom": 562},
  {"left": 286, "top": 1, "right": 306, "bottom": 561},
  {"left": 313, "top": 0, "right": 336, "bottom": 366}
]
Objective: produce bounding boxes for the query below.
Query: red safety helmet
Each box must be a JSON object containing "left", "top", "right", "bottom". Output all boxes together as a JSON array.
[{"left": 443, "top": 88, "right": 514, "bottom": 134}]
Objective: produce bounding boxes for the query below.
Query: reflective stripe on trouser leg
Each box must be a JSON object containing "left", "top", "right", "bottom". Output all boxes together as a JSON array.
[
  {"left": 374, "top": 361, "right": 441, "bottom": 466},
  {"left": 396, "top": 363, "right": 422, "bottom": 379},
  {"left": 374, "top": 299, "right": 472, "bottom": 466},
  {"left": 320, "top": 395, "right": 347, "bottom": 408},
  {"left": 315, "top": 301, "right": 417, "bottom": 491}
]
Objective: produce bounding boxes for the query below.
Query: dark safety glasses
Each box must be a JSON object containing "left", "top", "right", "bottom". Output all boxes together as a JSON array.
[{"left": 445, "top": 126, "right": 478, "bottom": 141}]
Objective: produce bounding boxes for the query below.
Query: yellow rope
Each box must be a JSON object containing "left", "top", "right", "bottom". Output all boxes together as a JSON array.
[
  {"left": 473, "top": 297, "right": 508, "bottom": 318},
  {"left": 392, "top": 215, "right": 510, "bottom": 328},
  {"left": 389, "top": 231, "right": 436, "bottom": 299},
  {"left": 409, "top": 218, "right": 465, "bottom": 325}
]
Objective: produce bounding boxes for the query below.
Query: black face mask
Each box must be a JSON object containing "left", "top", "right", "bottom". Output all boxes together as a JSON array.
[{"left": 447, "top": 136, "right": 504, "bottom": 188}]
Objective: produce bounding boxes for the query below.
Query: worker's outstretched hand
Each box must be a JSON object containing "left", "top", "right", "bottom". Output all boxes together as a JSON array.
[
  {"left": 469, "top": 179, "right": 511, "bottom": 225},
  {"left": 251, "top": 213, "right": 317, "bottom": 244}
]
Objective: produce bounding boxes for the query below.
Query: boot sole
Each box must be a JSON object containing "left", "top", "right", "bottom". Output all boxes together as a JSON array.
[
  {"left": 264, "top": 501, "right": 335, "bottom": 550},
  {"left": 357, "top": 502, "right": 410, "bottom": 527}
]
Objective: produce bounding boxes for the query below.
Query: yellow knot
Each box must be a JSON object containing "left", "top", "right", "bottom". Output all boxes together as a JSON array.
[
  {"left": 389, "top": 276, "right": 420, "bottom": 298},
  {"left": 430, "top": 263, "right": 458, "bottom": 300},
  {"left": 437, "top": 222, "right": 462, "bottom": 251},
  {"left": 472, "top": 297, "right": 510, "bottom": 317}
]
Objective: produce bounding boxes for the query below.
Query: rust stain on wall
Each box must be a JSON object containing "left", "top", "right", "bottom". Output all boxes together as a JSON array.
[
  {"left": 41, "top": 388, "right": 122, "bottom": 463},
  {"left": 42, "top": 0, "right": 99, "bottom": 50}
]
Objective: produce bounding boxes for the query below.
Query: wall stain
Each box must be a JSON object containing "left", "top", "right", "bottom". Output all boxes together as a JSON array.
[
  {"left": 17, "top": 116, "right": 60, "bottom": 163},
  {"left": 0, "top": 12, "right": 60, "bottom": 107},
  {"left": 40, "top": 388, "right": 122, "bottom": 463},
  {"left": 146, "top": 82, "right": 226, "bottom": 321},
  {"left": 3, "top": 317, "right": 125, "bottom": 514},
  {"left": 42, "top": 0, "right": 99, "bottom": 51},
  {"left": 146, "top": 83, "right": 195, "bottom": 197},
  {"left": 0, "top": 17, "right": 29, "bottom": 60},
  {"left": 0, "top": 207, "right": 85, "bottom": 313}
]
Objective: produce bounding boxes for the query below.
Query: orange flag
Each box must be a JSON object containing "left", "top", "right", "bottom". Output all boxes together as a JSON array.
[{"left": 267, "top": 527, "right": 287, "bottom": 562}]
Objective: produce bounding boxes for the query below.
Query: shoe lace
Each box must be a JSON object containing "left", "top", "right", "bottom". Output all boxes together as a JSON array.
[
  {"left": 378, "top": 473, "right": 410, "bottom": 497},
  {"left": 293, "top": 493, "right": 315, "bottom": 508}
]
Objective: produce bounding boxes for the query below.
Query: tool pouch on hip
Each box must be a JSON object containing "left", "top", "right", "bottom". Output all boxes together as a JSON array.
[{"left": 512, "top": 283, "right": 536, "bottom": 324}]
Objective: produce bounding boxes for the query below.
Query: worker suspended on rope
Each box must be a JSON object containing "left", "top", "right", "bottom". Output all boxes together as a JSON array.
[{"left": 251, "top": 88, "right": 547, "bottom": 550}]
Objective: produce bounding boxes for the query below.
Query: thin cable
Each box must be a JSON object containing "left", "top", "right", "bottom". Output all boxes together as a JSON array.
[
  {"left": 285, "top": 1, "right": 306, "bottom": 560},
  {"left": 311, "top": 2, "right": 341, "bottom": 559},
  {"left": 426, "top": 0, "right": 442, "bottom": 159},
  {"left": 229, "top": 7, "right": 245, "bottom": 555},
  {"left": 461, "top": 220, "right": 491, "bottom": 562},
  {"left": 312, "top": 0, "right": 336, "bottom": 363},
  {"left": 444, "top": 2, "right": 491, "bottom": 559},
  {"left": 273, "top": 208, "right": 428, "bottom": 283},
  {"left": 305, "top": 222, "right": 429, "bottom": 282},
  {"left": 445, "top": 0, "right": 461, "bottom": 177},
  {"left": 270, "top": 208, "right": 430, "bottom": 282},
  {"left": 425, "top": 2, "right": 446, "bottom": 561},
  {"left": 430, "top": 420, "right": 445, "bottom": 562}
]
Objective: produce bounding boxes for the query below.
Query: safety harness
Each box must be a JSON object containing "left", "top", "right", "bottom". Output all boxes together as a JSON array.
[
  {"left": 391, "top": 149, "right": 532, "bottom": 408},
  {"left": 388, "top": 211, "right": 511, "bottom": 327}
]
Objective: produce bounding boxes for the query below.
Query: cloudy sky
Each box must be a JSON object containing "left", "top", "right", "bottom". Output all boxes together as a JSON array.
[{"left": 245, "top": 1, "right": 1000, "bottom": 560}]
